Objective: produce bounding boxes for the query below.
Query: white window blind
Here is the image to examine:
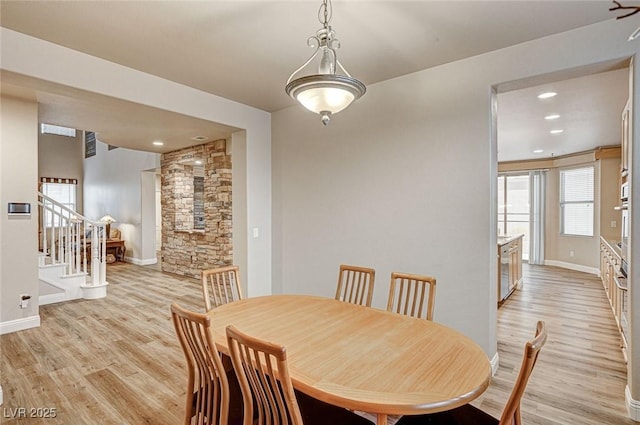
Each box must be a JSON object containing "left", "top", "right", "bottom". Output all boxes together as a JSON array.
[
  {"left": 42, "top": 182, "right": 77, "bottom": 227},
  {"left": 560, "top": 166, "right": 594, "bottom": 237}
]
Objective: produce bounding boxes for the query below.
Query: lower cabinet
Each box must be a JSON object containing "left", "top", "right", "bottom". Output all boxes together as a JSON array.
[
  {"left": 600, "top": 237, "right": 628, "bottom": 362},
  {"left": 498, "top": 235, "right": 523, "bottom": 306}
]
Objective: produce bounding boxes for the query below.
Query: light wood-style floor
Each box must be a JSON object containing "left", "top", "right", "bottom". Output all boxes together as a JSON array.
[{"left": 0, "top": 263, "right": 632, "bottom": 424}]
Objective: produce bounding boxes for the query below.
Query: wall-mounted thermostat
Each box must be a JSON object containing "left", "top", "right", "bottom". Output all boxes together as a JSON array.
[{"left": 8, "top": 202, "right": 31, "bottom": 216}]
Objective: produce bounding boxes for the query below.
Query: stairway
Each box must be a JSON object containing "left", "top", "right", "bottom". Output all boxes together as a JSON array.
[
  {"left": 38, "top": 193, "right": 109, "bottom": 304},
  {"left": 38, "top": 253, "right": 87, "bottom": 304}
]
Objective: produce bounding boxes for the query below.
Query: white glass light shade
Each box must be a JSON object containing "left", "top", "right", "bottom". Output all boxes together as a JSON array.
[
  {"left": 286, "top": 74, "right": 365, "bottom": 115},
  {"left": 297, "top": 87, "right": 354, "bottom": 114}
]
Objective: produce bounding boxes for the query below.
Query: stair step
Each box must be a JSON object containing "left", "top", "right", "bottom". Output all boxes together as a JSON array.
[
  {"left": 39, "top": 280, "right": 66, "bottom": 306},
  {"left": 39, "top": 262, "right": 90, "bottom": 303}
]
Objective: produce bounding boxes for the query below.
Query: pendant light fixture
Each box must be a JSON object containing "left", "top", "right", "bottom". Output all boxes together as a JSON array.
[{"left": 285, "top": 0, "right": 366, "bottom": 125}]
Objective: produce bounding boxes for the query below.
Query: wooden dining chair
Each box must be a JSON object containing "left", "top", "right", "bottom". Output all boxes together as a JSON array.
[
  {"left": 386, "top": 272, "right": 436, "bottom": 321},
  {"left": 171, "top": 302, "right": 231, "bottom": 425},
  {"left": 226, "top": 325, "right": 374, "bottom": 425},
  {"left": 226, "top": 324, "right": 304, "bottom": 425},
  {"left": 201, "top": 265, "right": 243, "bottom": 311},
  {"left": 335, "top": 264, "right": 375, "bottom": 307},
  {"left": 396, "top": 321, "right": 548, "bottom": 425}
]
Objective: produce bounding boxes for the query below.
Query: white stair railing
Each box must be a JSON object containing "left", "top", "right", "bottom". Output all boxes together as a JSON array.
[{"left": 38, "top": 192, "right": 107, "bottom": 288}]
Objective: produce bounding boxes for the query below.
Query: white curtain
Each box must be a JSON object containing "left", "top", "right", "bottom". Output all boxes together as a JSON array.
[{"left": 529, "top": 170, "right": 546, "bottom": 265}]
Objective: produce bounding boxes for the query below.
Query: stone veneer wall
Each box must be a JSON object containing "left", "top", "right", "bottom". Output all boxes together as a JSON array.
[{"left": 161, "top": 139, "right": 232, "bottom": 278}]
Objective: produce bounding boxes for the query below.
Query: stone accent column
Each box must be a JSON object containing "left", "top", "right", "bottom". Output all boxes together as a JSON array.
[{"left": 161, "top": 139, "right": 232, "bottom": 278}]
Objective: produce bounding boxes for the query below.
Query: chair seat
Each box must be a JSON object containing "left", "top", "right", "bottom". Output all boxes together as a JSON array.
[
  {"left": 395, "top": 404, "right": 498, "bottom": 425},
  {"left": 295, "top": 391, "right": 376, "bottom": 425}
]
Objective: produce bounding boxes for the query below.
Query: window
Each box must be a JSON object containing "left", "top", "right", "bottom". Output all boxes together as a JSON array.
[
  {"left": 498, "top": 173, "right": 530, "bottom": 261},
  {"left": 41, "top": 123, "right": 76, "bottom": 137},
  {"left": 42, "top": 182, "right": 77, "bottom": 227},
  {"left": 560, "top": 166, "right": 594, "bottom": 237}
]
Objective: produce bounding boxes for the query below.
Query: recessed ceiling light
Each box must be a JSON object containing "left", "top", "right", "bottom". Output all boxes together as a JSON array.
[
  {"left": 152, "top": 141, "right": 164, "bottom": 146},
  {"left": 537, "top": 92, "right": 557, "bottom": 99},
  {"left": 192, "top": 136, "right": 207, "bottom": 141},
  {"left": 194, "top": 160, "right": 203, "bottom": 165},
  {"left": 533, "top": 149, "right": 544, "bottom": 154},
  {"left": 544, "top": 114, "right": 560, "bottom": 120},
  {"left": 550, "top": 129, "right": 564, "bottom": 134}
]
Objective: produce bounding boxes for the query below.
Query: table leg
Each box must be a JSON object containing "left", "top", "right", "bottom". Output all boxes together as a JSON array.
[{"left": 377, "top": 413, "right": 388, "bottom": 425}]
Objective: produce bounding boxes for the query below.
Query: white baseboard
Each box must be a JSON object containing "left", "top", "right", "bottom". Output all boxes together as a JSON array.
[
  {"left": 0, "top": 315, "right": 40, "bottom": 335},
  {"left": 126, "top": 256, "right": 157, "bottom": 266},
  {"left": 543, "top": 260, "right": 598, "bottom": 276},
  {"left": 626, "top": 385, "right": 640, "bottom": 420},
  {"left": 490, "top": 352, "right": 499, "bottom": 376},
  {"left": 39, "top": 292, "right": 67, "bottom": 305}
]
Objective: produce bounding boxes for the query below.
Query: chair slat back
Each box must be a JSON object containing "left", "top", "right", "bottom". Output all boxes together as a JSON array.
[
  {"left": 499, "top": 320, "right": 547, "bottom": 425},
  {"left": 335, "top": 264, "right": 375, "bottom": 307},
  {"left": 171, "top": 303, "right": 229, "bottom": 425},
  {"left": 387, "top": 272, "right": 436, "bottom": 320},
  {"left": 226, "top": 325, "right": 304, "bottom": 425},
  {"left": 202, "top": 265, "right": 243, "bottom": 311}
]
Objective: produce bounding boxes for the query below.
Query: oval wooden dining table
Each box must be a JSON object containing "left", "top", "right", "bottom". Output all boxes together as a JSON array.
[{"left": 208, "top": 294, "right": 491, "bottom": 425}]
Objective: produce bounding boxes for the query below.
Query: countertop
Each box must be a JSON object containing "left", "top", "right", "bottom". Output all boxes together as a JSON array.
[
  {"left": 498, "top": 234, "right": 524, "bottom": 246},
  {"left": 601, "top": 237, "right": 622, "bottom": 260}
]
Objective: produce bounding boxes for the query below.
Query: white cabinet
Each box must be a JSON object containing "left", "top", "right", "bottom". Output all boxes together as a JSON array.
[
  {"left": 497, "top": 234, "right": 523, "bottom": 306},
  {"left": 600, "top": 237, "right": 627, "bottom": 361}
]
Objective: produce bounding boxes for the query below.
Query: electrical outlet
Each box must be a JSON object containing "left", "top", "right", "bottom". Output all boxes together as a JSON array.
[
  {"left": 611, "top": 220, "right": 617, "bottom": 228},
  {"left": 19, "top": 294, "right": 31, "bottom": 309},
  {"left": 569, "top": 251, "right": 575, "bottom": 257}
]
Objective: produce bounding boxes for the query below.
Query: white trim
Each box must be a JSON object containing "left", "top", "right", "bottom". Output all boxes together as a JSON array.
[
  {"left": 0, "top": 315, "right": 40, "bottom": 335},
  {"left": 0, "top": 384, "right": 3, "bottom": 405},
  {"left": 490, "top": 352, "right": 499, "bottom": 376},
  {"left": 126, "top": 256, "right": 157, "bottom": 266},
  {"left": 39, "top": 292, "right": 67, "bottom": 305},
  {"left": 626, "top": 385, "right": 640, "bottom": 420},
  {"left": 544, "top": 260, "right": 598, "bottom": 275},
  {"left": 81, "top": 282, "right": 109, "bottom": 299}
]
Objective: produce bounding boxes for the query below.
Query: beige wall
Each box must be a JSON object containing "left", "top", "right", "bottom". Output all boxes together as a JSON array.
[
  {"left": 545, "top": 153, "right": 618, "bottom": 271},
  {"left": 83, "top": 140, "right": 160, "bottom": 263},
  {"left": 38, "top": 131, "right": 84, "bottom": 214},
  {"left": 0, "top": 96, "right": 39, "bottom": 329},
  {"left": 501, "top": 152, "right": 621, "bottom": 272},
  {"left": 549, "top": 155, "right": 621, "bottom": 270},
  {"left": 272, "top": 18, "right": 639, "bottom": 363},
  {"left": 601, "top": 157, "right": 623, "bottom": 241},
  {"left": 1, "top": 27, "right": 272, "bottom": 298},
  {"left": 2, "top": 15, "right": 639, "bottom": 412},
  {"left": 545, "top": 159, "right": 599, "bottom": 270}
]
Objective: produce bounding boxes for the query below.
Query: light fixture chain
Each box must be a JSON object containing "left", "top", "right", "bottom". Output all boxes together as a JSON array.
[{"left": 318, "top": 0, "right": 332, "bottom": 28}]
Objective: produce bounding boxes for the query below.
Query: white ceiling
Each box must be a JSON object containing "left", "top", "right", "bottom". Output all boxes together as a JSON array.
[
  {"left": 0, "top": 1, "right": 636, "bottom": 159},
  {"left": 498, "top": 66, "right": 630, "bottom": 162}
]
